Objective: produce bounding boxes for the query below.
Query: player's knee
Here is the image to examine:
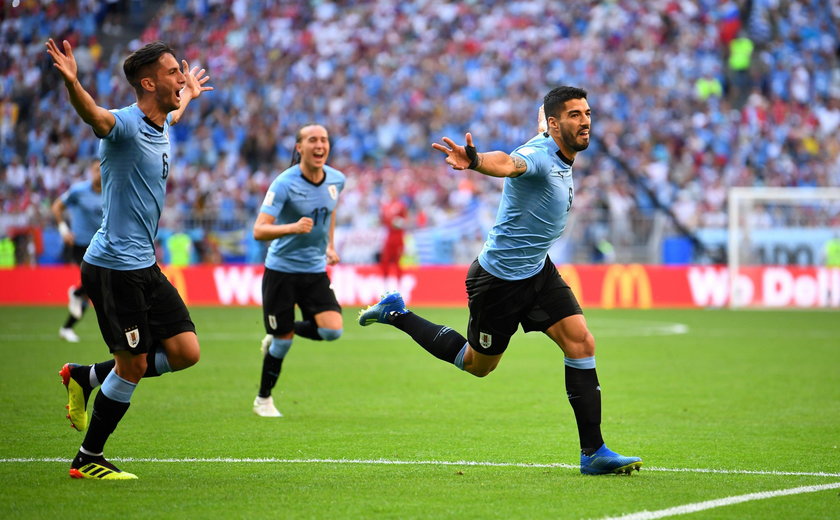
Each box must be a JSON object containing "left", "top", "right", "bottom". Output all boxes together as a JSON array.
[
  {"left": 180, "top": 347, "right": 200, "bottom": 368},
  {"left": 317, "top": 327, "right": 342, "bottom": 341},
  {"left": 117, "top": 354, "right": 147, "bottom": 382},
  {"left": 583, "top": 332, "right": 596, "bottom": 356},
  {"left": 164, "top": 334, "right": 201, "bottom": 370},
  {"left": 565, "top": 330, "right": 595, "bottom": 358},
  {"left": 467, "top": 364, "right": 496, "bottom": 378}
]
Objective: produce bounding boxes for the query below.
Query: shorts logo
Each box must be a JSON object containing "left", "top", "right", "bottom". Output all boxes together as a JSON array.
[
  {"left": 328, "top": 185, "right": 338, "bottom": 200},
  {"left": 479, "top": 332, "right": 492, "bottom": 349},
  {"left": 268, "top": 315, "right": 277, "bottom": 331},
  {"left": 124, "top": 327, "right": 140, "bottom": 350}
]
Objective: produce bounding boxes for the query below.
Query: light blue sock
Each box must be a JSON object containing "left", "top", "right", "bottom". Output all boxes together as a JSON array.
[
  {"left": 564, "top": 356, "right": 596, "bottom": 369},
  {"left": 317, "top": 327, "right": 342, "bottom": 341},
  {"left": 453, "top": 344, "right": 468, "bottom": 370},
  {"left": 268, "top": 338, "right": 293, "bottom": 359},
  {"left": 100, "top": 371, "right": 137, "bottom": 404},
  {"left": 154, "top": 349, "right": 172, "bottom": 375}
]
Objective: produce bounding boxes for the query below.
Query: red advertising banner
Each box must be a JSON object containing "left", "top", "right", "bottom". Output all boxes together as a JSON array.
[{"left": 1, "top": 264, "right": 838, "bottom": 308}]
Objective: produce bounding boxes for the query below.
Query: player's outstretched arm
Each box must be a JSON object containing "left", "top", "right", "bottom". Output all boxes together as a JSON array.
[
  {"left": 170, "top": 60, "right": 213, "bottom": 125},
  {"left": 431, "top": 133, "right": 525, "bottom": 178},
  {"left": 46, "top": 39, "right": 115, "bottom": 137}
]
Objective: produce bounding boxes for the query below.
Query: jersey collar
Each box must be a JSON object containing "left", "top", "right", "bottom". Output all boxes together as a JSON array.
[
  {"left": 544, "top": 134, "right": 574, "bottom": 166},
  {"left": 142, "top": 116, "right": 165, "bottom": 133}
]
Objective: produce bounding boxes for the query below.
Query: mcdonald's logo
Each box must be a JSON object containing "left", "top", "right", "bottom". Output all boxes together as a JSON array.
[
  {"left": 160, "top": 265, "right": 189, "bottom": 304},
  {"left": 557, "top": 264, "right": 583, "bottom": 302},
  {"left": 601, "top": 264, "right": 652, "bottom": 309}
]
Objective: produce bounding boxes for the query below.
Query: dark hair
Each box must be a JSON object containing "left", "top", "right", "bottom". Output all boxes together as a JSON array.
[
  {"left": 543, "top": 86, "right": 588, "bottom": 120},
  {"left": 289, "top": 124, "right": 328, "bottom": 167},
  {"left": 123, "top": 41, "right": 177, "bottom": 92}
]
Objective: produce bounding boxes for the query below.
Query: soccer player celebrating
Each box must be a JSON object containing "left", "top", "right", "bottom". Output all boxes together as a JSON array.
[
  {"left": 252, "top": 124, "right": 346, "bottom": 417},
  {"left": 52, "top": 159, "right": 102, "bottom": 343},
  {"left": 46, "top": 38, "right": 212, "bottom": 479},
  {"left": 359, "top": 87, "right": 642, "bottom": 475}
]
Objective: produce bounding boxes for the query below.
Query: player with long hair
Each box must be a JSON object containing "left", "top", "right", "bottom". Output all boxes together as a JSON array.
[{"left": 252, "top": 124, "right": 346, "bottom": 417}]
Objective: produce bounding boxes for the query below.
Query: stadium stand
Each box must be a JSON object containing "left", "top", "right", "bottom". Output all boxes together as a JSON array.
[{"left": 1, "top": 0, "right": 838, "bottom": 265}]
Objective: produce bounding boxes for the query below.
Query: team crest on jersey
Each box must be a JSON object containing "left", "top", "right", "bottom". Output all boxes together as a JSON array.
[
  {"left": 479, "top": 332, "right": 492, "bottom": 349},
  {"left": 124, "top": 327, "right": 140, "bottom": 349},
  {"left": 328, "top": 185, "right": 338, "bottom": 200},
  {"left": 268, "top": 315, "right": 277, "bottom": 331}
]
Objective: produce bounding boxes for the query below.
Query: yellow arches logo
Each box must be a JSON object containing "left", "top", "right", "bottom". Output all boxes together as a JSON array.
[
  {"left": 601, "top": 264, "right": 652, "bottom": 309},
  {"left": 160, "top": 265, "right": 189, "bottom": 304},
  {"left": 557, "top": 264, "right": 582, "bottom": 302}
]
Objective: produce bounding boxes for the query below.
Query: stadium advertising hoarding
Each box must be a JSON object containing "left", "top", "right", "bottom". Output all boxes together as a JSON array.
[{"left": 1, "top": 264, "right": 838, "bottom": 309}]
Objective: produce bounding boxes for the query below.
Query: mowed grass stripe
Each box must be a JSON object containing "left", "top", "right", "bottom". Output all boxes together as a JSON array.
[{"left": 2, "top": 457, "right": 839, "bottom": 478}]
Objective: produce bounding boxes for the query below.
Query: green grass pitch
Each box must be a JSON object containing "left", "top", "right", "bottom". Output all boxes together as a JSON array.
[{"left": 0, "top": 305, "right": 838, "bottom": 519}]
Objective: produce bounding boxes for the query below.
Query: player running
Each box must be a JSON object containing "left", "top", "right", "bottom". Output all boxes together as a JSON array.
[
  {"left": 47, "top": 38, "right": 212, "bottom": 479},
  {"left": 252, "top": 124, "right": 346, "bottom": 417},
  {"left": 51, "top": 159, "right": 102, "bottom": 342},
  {"left": 359, "top": 86, "right": 642, "bottom": 475}
]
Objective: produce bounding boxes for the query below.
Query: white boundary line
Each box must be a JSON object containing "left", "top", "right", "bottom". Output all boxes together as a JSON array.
[
  {"left": 1, "top": 457, "right": 838, "bottom": 478},
  {"left": 597, "top": 481, "right": 840, "bottom": 520}
]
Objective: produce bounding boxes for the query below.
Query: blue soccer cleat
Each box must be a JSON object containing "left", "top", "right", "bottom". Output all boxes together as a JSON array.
[
  {"left": 580, "top": 444, "right": 642, "bottom": 475},
  {"left": 358, "top": 291, "right": 408, "bottom": 326}
]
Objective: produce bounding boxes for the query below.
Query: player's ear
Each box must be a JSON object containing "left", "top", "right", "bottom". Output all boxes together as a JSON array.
[{"left": 139, "top": 76, "right": 156, "bottom": 93}]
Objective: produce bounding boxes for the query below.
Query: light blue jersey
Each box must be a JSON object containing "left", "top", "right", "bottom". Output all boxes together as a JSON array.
[
  {"left": 478, "top": 133, "right": 575, "bottom": 280},
  {"left": 60, "top": 180, "right": 102, "bottom": 246},
  {"left": 84, "top": 105, "right": 172, "bottom": 270},
  {"left": 262, "top": 165, "right": 346, "bottom": 273}
]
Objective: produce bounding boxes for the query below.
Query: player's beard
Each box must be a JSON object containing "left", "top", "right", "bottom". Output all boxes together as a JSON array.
[{"left": 562, "top": 127, "right": 590, "bottom": 152}]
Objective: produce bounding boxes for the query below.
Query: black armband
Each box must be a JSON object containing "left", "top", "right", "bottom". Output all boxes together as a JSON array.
[{"left": 465, "top": 144, "right": 479, "bottom": 170}]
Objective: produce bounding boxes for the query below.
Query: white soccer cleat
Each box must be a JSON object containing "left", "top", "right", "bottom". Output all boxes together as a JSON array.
[
  {"left": 260, "top": 334, "right": 272, "bottom": 356},
  {"left": 59, "top": 327, "right": 80, "bottom": 343},
  {"left": 67, "top": 287, "right": 84, "bottom": 319},
  {"left": 253, "top": 396, "right": 282, "bottom": 417}
]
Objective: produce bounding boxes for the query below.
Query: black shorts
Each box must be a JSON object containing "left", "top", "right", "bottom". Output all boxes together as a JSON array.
[
  {"left": 261, "top": 268, "right": 341, "bottom": 335},
  {"left": 66, "top": 244, "right": 87, "bottom": 265},
  {"left": 465, "top": 256, "right": 582, "bottom": 356},
  {"left": 81, "top": 261, "right": 196, "bottom": 355}
]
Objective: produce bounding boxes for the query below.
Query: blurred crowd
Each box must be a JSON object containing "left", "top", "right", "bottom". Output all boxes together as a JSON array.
[{"left": 1, "top": 0, "right": 838, "bottom": 265}]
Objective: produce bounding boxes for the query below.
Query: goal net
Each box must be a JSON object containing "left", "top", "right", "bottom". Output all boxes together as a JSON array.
[{"left": 727, "top": 187, "right": 840, "bottom": 309}]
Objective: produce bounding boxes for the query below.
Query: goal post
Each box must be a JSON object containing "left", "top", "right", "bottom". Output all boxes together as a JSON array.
[{"left": 727, "top": 187, "right": 840, "bottom": 309}]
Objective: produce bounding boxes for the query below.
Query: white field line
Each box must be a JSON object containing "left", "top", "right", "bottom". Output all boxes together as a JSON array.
[
  {"left": 0, "top": 457, "right": 838, "bottom": 478},
  {"left": 596, "top": 481, "right": 840, "bottom": 520}
]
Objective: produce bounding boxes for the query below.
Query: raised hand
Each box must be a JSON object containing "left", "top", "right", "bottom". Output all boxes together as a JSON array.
[
  {"left": 45, "top": 39, "right": 78, "bottom": 84},
  {"left": 181, "top": 60, "right": 213, "bottom": 101},
  {"left": 431, "top": 132, "right": 475, "bottom": 170},
  {"left": 537, "top": 104, "right": 547, "bottom": 133}
]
